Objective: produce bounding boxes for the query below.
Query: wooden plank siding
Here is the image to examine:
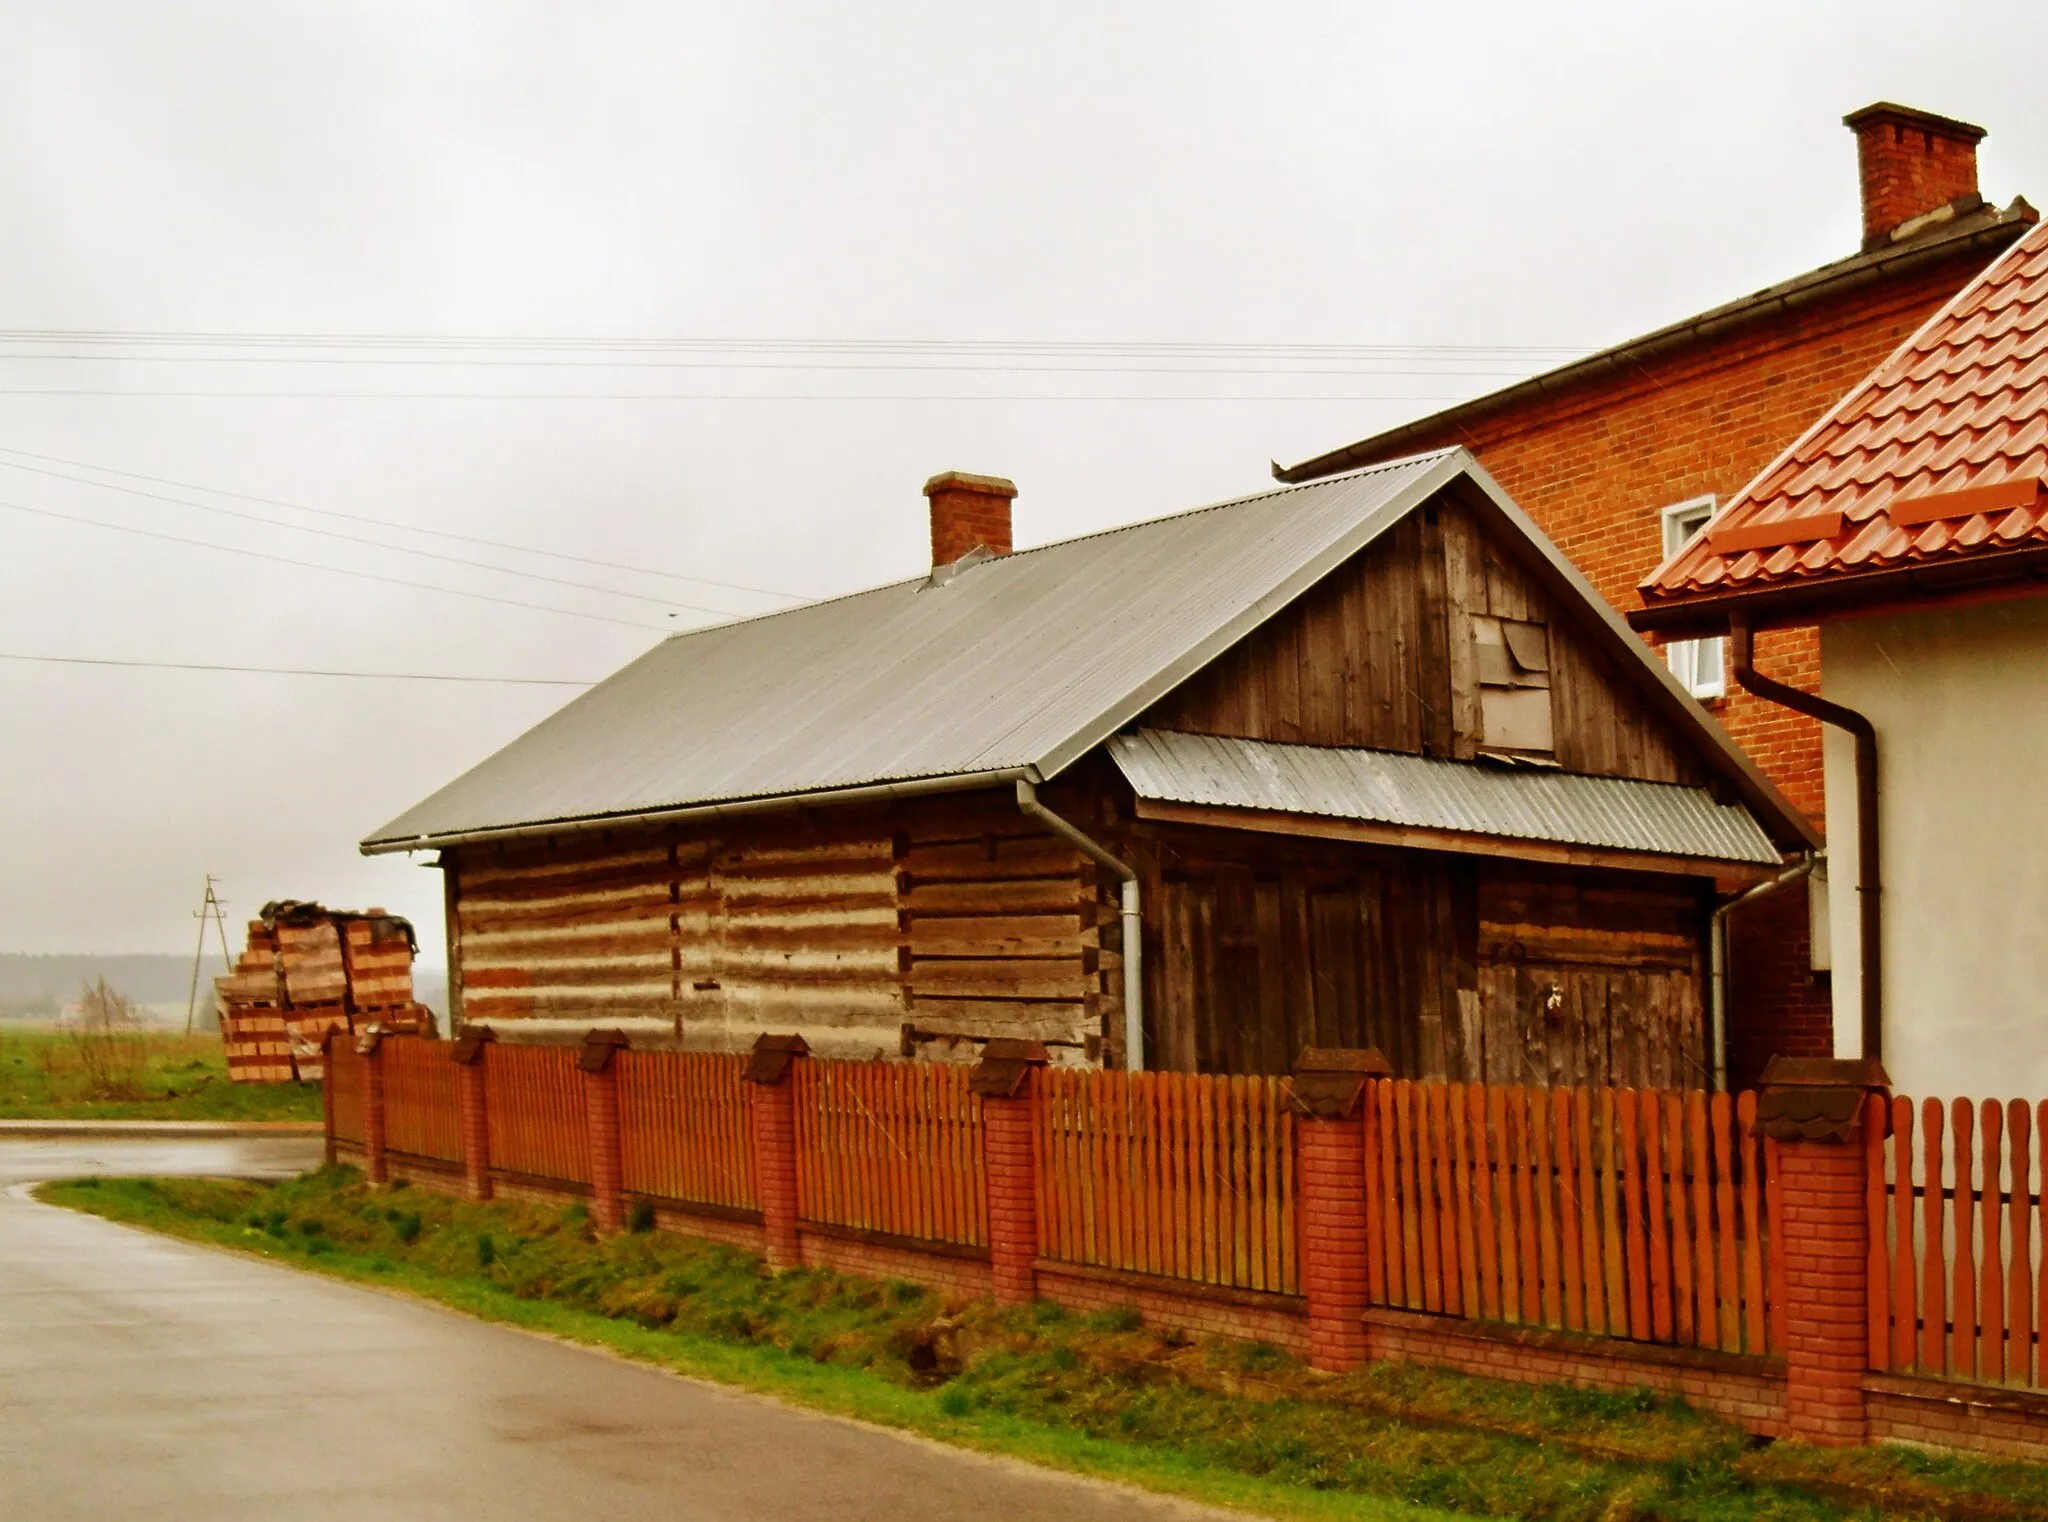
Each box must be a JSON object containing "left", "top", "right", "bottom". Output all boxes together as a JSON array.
[
  {"left": 446, "top": 787, "right": 1117, "bottom": 1063},
  {"left": 1137, "top": 819, "right": 1707, "bottom": 1086},
  {"left": 1140, "top": 494, "right": 1705, "bottom": 785}
]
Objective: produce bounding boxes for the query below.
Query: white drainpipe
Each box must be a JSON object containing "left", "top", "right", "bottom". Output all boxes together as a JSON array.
[{"left": 1015, "top": 779, "right": 1144, "bottom": 1071}]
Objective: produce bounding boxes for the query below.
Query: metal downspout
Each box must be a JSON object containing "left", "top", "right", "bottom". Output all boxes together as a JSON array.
[
  {"left": 1709, "top": 854, "right": 1818, "bottom": 1091},
  {"left": 1015, "top": 779, "right": 1144, "bottom": 1071},
  {"left": 1729, "top": 615, "right": 1882, "bottom": 1063}
]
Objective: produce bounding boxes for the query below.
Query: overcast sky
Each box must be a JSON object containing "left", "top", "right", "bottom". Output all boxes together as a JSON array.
[{"left": 3, "top": 1, "right": 2043, "bottom": 971}]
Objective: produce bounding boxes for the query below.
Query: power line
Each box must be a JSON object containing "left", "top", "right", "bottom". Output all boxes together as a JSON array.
[
  {"left": 0, "top": 444, "right": 804, "bottom": 601},
  {"left": 0, "top": 651, "right": 595, "bottom": 684},
  {"left": 0, "top": 498, "right": 674, "bottom": 632},
  {"left": 0, "top": 354, "right": 1555, "bottom": 379},
  {"left": 0, "top": 389, "right": 1485, "bottom": 402},
  {"left": 0, "top": 455, "right": 751, "bottom": 619},
  {"left": 0, "top": 327, "right": 1593, "bottom": 357}
]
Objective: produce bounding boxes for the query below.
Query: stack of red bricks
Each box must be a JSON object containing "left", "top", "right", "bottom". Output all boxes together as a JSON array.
[{"left": 215, "top": 900, "right": 430, "bottom": 1083}]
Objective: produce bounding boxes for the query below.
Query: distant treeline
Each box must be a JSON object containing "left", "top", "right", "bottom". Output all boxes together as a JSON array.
[
  {"left": 0, "top": 953, "right": 447, "bottom": 1022},
  {"left": 0, "top": 954, "right": 199, "bottom": 1012}
]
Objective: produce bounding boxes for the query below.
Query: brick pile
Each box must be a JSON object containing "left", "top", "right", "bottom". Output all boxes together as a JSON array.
[{"left": 213, "top": 900, "right": 430, "bottom": 1082}]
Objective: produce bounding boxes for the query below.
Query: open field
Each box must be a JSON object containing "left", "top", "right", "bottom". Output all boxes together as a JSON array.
[
  {"left": 0, "top": 1028, "right": 320, "bottom": 1121},
  {"left": 48, "top": 1167, "right": 2048, "bottom": 1522}
]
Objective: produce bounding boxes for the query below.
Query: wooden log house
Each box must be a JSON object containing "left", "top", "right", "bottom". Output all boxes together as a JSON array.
[{"left": 363, "top": 451, "right": 1815, "bottom": 1087}]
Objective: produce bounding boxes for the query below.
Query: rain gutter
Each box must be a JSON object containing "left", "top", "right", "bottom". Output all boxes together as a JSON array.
[
  {"left": 360, "top": 767, "right": 1037, "bottom": 856},
  {"left": 1730, "top": 616, "right": 1882, "bottom": 1064},
  {"left": 1014, "top": 779, "right": 1144, "bottom": 1073}
]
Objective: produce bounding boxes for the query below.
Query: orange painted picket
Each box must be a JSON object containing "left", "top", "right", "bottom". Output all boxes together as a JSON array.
[
  {"left": 791, "top": 1058, "right": 987, "bottom": 1248},
  {"left": 327, "top": 1039, "right": 365, "bottom": 1143},
  {"left": 617, "top": 1050, "right": 758, "bottom": 1212},
  {"left": 1869, "top": 1093, "right": 2048, "bottom": 1388},
  {"left": 1034, "top": 1068, "right": 1298, "bottom": 1297},
  {"left": 381, "top": 1035, "right": 462, "bottom": 1162},
  {"left": 485, "top": 1043, "right": 592, "bottom": 1184},
  {"left": 1365, "top": 1080, "right": 1776, "bottom": 1354}
]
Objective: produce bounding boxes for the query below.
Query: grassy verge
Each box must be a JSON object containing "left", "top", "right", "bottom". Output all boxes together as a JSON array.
[
  {"left": 0, "top": 1028, "right": 319, "bottom": 1121},
  {"left": 42, "top": 1170, "right": 2048, "bottom": 1521}
]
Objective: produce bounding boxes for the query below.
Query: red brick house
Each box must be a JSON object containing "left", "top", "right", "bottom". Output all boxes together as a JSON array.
[
  {"left": 1634, "top": 216, "right": 2048, "bottom": 1101},
  {"left": 1273, "top": 101, "right": 2036, "bottom": 1087}
]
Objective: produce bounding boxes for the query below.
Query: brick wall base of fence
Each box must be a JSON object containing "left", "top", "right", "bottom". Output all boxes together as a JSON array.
[
  {"left": 346, "top": 1144, "right": 2048, "bottom": 1466},
  {"left": 1364, "top": 1307, "right": 1788, "bottom": 1433}
]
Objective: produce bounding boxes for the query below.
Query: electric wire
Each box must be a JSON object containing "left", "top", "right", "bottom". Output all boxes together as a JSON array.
[
  {"left": 0, "top": 444, "right": 803, "bottom": 601},
  {"left": 0, "top": 455, "right": 750, "bottom": 618},
  {"left": 0, "top": 651, "right": 596, "bottom": 684},
  {"left": 0, "top": 498, "right": 675, "bottom": 632}
]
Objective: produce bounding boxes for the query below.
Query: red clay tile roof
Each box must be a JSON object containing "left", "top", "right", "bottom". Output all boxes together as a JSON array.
[{"left": 1638, "top": 216, "right": 2048, "bottom": 620}]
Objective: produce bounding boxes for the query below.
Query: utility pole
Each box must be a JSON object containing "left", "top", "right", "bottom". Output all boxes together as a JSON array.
[{"left": 183, "top": 876, "right": 231, "bottom": 1037}]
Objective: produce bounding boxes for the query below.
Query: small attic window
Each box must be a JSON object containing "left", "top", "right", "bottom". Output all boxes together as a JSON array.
[{"left": 1473, "top": 615, "right": 1554, "bottom": 754}]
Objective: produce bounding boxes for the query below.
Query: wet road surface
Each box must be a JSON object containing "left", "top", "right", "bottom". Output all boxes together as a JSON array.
[{"left": 0, "top": 1138, "right": 1237, "bottom": 1521}]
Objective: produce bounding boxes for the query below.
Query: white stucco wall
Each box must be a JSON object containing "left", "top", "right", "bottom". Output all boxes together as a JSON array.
[{"left": 1821, "top": 593, "right": 2048, "bottom": 1101}]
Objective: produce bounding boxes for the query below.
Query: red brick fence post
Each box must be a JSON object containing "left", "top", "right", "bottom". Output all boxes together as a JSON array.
[
  {"left": 971, "top": 1039, "right": 1048, "bottom": 1305},
  {"left": 580, "top": 1029, "right": 630, "bottom": 1234},
  {"left": 1756, "top": 1057, "right": 1891, "bottom": 1447},
  {"left": 359, "top": 1024, "right": 389, "bottom": 1186},
  {"left": 451, "top": 1027, "right": 495, "bottom": 1202},
  {"left": 1290, "top": 1048, "right": 1391, "bottom": 1372},
  {"left": 744, "top": 1034, "right": 809, "bottom": 1269}
]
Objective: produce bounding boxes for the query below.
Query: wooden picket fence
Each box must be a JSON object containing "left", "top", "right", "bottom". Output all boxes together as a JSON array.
[
  {"left": 792, "top": 1057, "right": 988, "bottom": 1247},
  {"left": 1035, "top": 1069, "right": 1299, "bottom": 1296},
  {"left": 381, "top": 1034, "right": 462, "bottom": 1163},
  {"left": 327, "top": 1038, "right": 365, "bottom": 1144},
  {"left": 1868, "top": 1095, "right": 2048, "bottom": 1388},
  {"left": 485, "top": 1044, "right": 592, "bottom": 1185},
  {"left": 618, "top": 1050, "right": 758, "bottom": 1213},
  {"left": 1367, "top": 1080, "right": 1780, "bottom": 1355}
]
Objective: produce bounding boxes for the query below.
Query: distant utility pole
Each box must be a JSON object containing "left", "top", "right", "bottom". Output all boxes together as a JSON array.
[{"left": 183, "top": 876, "right": 233, "bottom": 1037}]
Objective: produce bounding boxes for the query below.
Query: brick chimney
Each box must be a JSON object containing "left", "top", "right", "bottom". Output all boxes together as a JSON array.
[
  {"left": 924, "top": 471, "right": 1016, "bottom": 568},
  {"left": 1844, "top": 102, "right": 1987, "bottom": 250}
]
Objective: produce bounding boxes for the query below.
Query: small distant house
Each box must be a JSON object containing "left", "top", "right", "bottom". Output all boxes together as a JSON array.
[
  {"left": 365, "top": 452, "right": 1812, "bottom": 1086},
  {"left": 1270, "top": 101, "right": 2037, "bottom": 1085},
  {"left": 1635, "top": 217, "right": 2048, "bottom": 1099}
]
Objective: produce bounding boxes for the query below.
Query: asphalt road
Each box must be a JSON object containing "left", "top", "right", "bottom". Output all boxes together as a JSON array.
[{"left": 0, "top": 1138, "right": 1237, "bottom": 1521}]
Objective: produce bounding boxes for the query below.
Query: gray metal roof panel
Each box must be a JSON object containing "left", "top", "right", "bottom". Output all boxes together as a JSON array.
[
  {"left": 1108, "top": 729, "right": 1781, "bottom": 866},
  {"left": 364, "top": 452, "right": 1465, "bottom": 849}
]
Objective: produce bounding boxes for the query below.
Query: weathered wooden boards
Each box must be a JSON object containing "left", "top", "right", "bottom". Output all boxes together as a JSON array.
[
  {"left": 1034, "top": 1068, "right": 1298, "bottom": 1296},
  {"left": 1365, "top": 1078, "right": 1777, "bottom": 1355},
  {"left": 792, "top": 1058, "right": 987, "bottom": 1246},
  {"left": 618, "top": 1050, "right": 758, "bottom": 1212},
  {"left": 451, "top": 788, "right": 1114, "bottom": 1062},
  {"left": 1143, "top": 836, "right": 1707, "bottom": 1088},
  {"left": 1142, "top": 497, "right": 1703, "bottom": 785},
  {"left": 1869, "top": 1095, "right": 2048, "bottom": 1388}
]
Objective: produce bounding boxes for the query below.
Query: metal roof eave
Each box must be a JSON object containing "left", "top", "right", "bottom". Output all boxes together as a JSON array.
[{"left": 359, "top": 765, "right": 1040, "bottom": 856}]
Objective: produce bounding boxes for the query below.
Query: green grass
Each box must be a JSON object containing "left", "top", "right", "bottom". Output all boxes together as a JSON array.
[
  {"left": 46, "top": 1170, "right": 2048, "bottom": 1520},
  {"left": 0, "top": 1028, "right": 319, "bottom": 1121}
]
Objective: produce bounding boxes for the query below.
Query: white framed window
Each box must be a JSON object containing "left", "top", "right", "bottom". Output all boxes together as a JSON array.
[{"left": 1660, "top": 496, "right": 1724, "bottom": 699}]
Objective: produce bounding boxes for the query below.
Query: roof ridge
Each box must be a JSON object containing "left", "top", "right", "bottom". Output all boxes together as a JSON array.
[{"left": 647, "top": 449, "right": 1463, "bottom": 651}]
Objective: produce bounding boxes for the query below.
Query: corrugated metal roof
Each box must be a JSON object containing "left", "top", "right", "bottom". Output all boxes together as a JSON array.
[
  {"left": 365, "top": 451, "right": 1472, "bottom": 849},
  {"left": 1642, "top": 217, "right": 2048, "bottom": 609},
  {"left": 1108, "top": 729, "right": 1781, "bottom": 866}
]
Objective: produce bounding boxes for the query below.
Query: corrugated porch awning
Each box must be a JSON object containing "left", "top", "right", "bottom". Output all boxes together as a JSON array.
[{"left": 1107, "top": 730, "right": 1782, "bottom": 868}]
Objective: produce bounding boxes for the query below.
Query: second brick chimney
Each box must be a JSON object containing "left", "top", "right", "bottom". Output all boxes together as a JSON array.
[
  {"left": 924, "top": 471, "right": 1017, "bottom": 569},
  {"left": 1844, "top": 102, "right": 1987, "bottom": 250}
]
